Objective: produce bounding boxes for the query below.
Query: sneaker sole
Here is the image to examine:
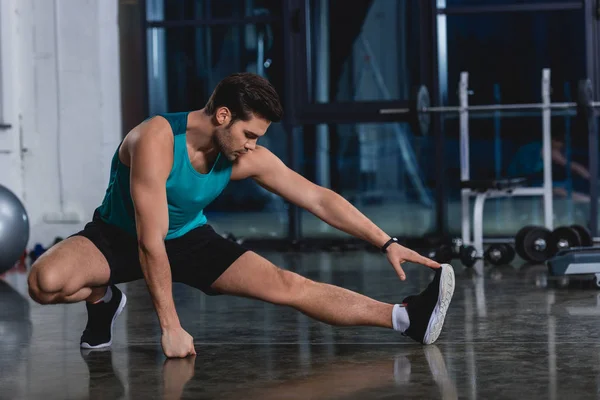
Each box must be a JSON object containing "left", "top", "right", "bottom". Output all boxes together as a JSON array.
[
  {"left": 80, "top": 292, "right": 127, "bottom": 349},
  {"left": 422, "top": 264, "right": 455, "bottom": 345}
]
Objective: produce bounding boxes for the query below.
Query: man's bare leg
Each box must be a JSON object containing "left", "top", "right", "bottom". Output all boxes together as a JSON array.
[
  {"left": 211, "top": 251, "right": 455, "bottom": 345},
  {"left": 28, "top": 235, "right": 127, "bottom": 349},
  {"left": 28, "top": 236, "right": 112, "bottom": 304},
  {"left": 211, "top": 251, "right": 394, "bottom": 328}
]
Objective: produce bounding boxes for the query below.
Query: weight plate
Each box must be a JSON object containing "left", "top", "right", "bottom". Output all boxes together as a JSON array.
[
  {"left": 502, "top": 243, "right": 516, "bottom": 264},
  {"left": 485, "top": 243, "right": 516, "bottom": 266},
  {"left": 410, "top": 85, "right": 431, "bottom": 136},
  {"left": 578, "top": 79, "right": 593, "bottom": 114},
  {"left": 484, "top": 244, "right": 504, "bottom": 265},
  {"left": 460, "top": 245, "right": 478, "bottom": 267},
  {"left": 570, "top": 224, "right": 593, "bottom": 247},
  {"left": 549, "top": 226, "right": 582, "bottom": 255},
  {"left": 431, "top": 244, "right": 453, "bottom": 264},
  {"left": 521, "top": 226, "right": 553, "bottom": 263},
  {"left": 514, "top": 225, "right": 540, "bottom": 261}
]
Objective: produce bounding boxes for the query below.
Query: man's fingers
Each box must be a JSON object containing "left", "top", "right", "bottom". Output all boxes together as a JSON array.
[
  {"left": 410, "top": 251, "right": 441, "bottom": 269},
  {"left": 394, "top": 263, "right": 406, "bottom": 281}
]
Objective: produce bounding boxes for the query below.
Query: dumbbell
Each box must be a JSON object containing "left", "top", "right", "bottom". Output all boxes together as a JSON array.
[
  {"left": 514, "top": 224, "right": 593, "bottom": 263},
  {"left": 515, "top": 225, "right": 553, "bottom": 263},
  {"left": 549, "top": 224, "right": 593, "bottom": 254},
  {"left": 429, "top": 241, "right": 480, "bottom": 267},
  {"left": 460, "top": 243, "right": 516, "bottom": 267},
  {"left": 427, "top": 238, "right": 470, "bottom": 264},
  {"left": 427, "top": 244, "right": 454, "bottom": 264},
  {"left": 484, "top": 243, "right": 515, "bottom": 266},
  {"left": 459, "top": 244, "right": 479, "bottom": 268},
  {"left": 429, "top": 238, "right": 497, "bottom": 268}
]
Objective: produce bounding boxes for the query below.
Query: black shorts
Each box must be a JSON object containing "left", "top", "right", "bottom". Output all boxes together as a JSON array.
[{"left": 71, "top": 212, "right": 248, "bottom": 295}]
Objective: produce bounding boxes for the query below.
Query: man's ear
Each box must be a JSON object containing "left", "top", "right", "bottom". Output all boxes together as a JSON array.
[{"left": 215, "top": 107, "right": 231, "bottom": 126}]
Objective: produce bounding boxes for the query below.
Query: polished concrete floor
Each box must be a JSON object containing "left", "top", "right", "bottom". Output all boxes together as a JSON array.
[{"left": 2, "top": 250, "right": 600, "bottom": 399}]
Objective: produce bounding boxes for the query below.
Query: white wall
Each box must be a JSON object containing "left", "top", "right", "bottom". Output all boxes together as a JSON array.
[{"left": 0, "top": 0, "right": 122, "bottom": 248}]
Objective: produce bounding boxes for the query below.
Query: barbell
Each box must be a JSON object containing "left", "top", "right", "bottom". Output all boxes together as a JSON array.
[{"left": 386, "top": 81, "right": 600, "bottom": 137}]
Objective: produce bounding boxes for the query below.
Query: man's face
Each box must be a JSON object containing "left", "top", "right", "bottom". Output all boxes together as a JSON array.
[{"left": 214, "top": 109, "right": 270, "bottom": 161}]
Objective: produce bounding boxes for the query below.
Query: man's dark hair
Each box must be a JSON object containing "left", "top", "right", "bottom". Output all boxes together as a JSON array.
[{"left": 204, "top": 72, "right": 283, "bottom": 124}]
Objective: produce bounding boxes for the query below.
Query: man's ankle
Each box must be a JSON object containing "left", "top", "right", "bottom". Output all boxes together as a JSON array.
[{"left": 87, "top": 286, "right": 109, "bottom": 304}]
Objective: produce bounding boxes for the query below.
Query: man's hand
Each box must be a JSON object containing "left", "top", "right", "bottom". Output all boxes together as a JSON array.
[
  {"left": 162, "top": 326, "right": 197, "bottom": 358},
  {"left": 385, "top": 243, "right": 441, "bottom": 281}
]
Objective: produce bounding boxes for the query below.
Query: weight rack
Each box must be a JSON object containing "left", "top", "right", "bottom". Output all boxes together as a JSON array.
[
  {"left": 460, "top": 69, "right": 555, "bottom": 257},
  {"left": 380, "top": 68, "right": 600, "bottom": 257}
]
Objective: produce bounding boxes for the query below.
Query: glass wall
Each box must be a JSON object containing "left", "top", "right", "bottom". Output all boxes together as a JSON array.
[
  {"left": 153, "top": 0, "right": 282, "bottom": 21},
  {"left": 146, "top": 1, "right": 284, "bottom": 115},
  {"left": 299, "top": 122, "right": 436, "bottom": 238},
  {"left": 297, "top": 0, "right": 438, "bottom": 239},
  {"left": 307, "top": 0, "right": 418, "bottom": 104},
  {"left": 141, "top": 0, "right": 596, "bottom": 242},
  {"left": 144, "top": 0, "right": 288, "bottom": 239}
]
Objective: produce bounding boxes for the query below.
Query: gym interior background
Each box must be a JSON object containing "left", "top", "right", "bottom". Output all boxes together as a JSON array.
[
  {"left": 2, "top": 0, "right": 600, "bottom": 399},
  {"left": 3, "top": 0, "right": 598, "bottom": 250}
]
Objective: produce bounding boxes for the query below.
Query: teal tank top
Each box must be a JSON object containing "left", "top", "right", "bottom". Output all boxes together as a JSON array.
[{"left": 95, "top": 112, "right": 233, "bottom": 239}]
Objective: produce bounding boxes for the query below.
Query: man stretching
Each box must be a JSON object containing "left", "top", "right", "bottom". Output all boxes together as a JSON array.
[{"left": 27, "top": 73, "right": 455, "bottom": 358}]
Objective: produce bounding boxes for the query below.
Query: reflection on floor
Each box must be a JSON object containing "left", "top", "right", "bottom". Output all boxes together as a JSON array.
[
  {"left": 2, "top": 251, "right": 600, "bottom": 399},
  {"left": 208, "top": 196, "right": 594, "bottom": 239}
]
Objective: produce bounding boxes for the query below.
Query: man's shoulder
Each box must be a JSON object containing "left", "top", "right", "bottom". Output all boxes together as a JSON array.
[
  {"left": 233, "top": 146, "right": 274, "bottom": 167},
  {"left": 230, "top": 146, "right": 282, "bottom": 180},
  {"left": 119, "top": 118, "right": 175, "bottom": 168},
  {"left": 127, "top": 117, "right": 174, "bottom": 147}
]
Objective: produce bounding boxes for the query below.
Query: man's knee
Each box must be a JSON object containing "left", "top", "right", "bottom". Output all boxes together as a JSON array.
[
  {"left": 27, "top": 278, "right": 52, "bottom": 305},
  {"left": 28, "top": 262, "right": 64, "bottom": 304},
  {"left": 28, "top": 284, "right": 52, "bottom": 305},
  {"left": 271, "top": 269, "right": 310, "bottom": 306}
]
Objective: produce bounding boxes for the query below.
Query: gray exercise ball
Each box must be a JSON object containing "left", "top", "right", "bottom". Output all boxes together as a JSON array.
[{"left": 0, "top": 184, "right": 29, "bottom": 273}]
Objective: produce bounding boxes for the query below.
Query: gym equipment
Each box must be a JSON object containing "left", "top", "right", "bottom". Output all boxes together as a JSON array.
[
  {"left": 460, "top": 177, "right": 528, "bottom": 259},
  {"left": 0, "top": 184, "right": 30, "bottom": 274},
  {"left": 578, "top": 79, "right": 600, "bottom": 237},
  {"left": 410, "top": 85, "right": 431, "bottom": 137},
  {"left": 427, "top": 244, "right": 453, "bottom": 264},
  {"left": 549, "top": 226, "right": 583, "bottom": 255},
  {"left": 385, "top": 69, "right": 600, "bottom": 259},
  {"left": 387, "top": 72, "right": 600, "bottom": 137},
  {"left": 570, "top": 225, "right": 593, "bottom": 246},
  {"left": 484, "top": 243, "right": 516, "bottom": 266},
  {"left": 515, "top": 225, "right": 595, "bottom": 263},
  {"left": 547, "top": 247, "right": 600, "bottom": 288},
  {"left": 459, "top": 244, "right": 479, "bottom": 268},
  {"left": 427, "top": 238, "right": 474, "bottom": 265},
  {"left": 460, "top": 242, "right": 516, "bottom": 267},
  {"left": 514, "top": 225, "right": 553, "bottom": 263}
]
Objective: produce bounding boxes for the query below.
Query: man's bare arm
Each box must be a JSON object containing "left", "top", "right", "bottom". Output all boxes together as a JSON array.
[
  {"left": 128, "top": 122, "right": 181, "bottom": 331},
  {"left": 232, "top": 146, "right": 439, "bottom": 279},
  {"left": 233, "top": 146, "right": 392, "bottom": 248}
]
